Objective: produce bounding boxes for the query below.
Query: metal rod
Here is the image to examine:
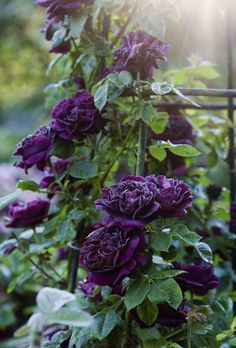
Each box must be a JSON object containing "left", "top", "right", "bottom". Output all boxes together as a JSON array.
[
  {"left": 124, "top": 87, "right": 236, "bottom": 98},
  {"left": 227, "top": 1, "right": 236, "bottom": 203},
  {"left": 153, "top": 103, "right": 236, "bottom": 110}
]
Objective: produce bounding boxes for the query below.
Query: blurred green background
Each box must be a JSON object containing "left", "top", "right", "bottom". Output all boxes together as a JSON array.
[{"left": 0, "top": 0, "right": 235, "bottom": 162}]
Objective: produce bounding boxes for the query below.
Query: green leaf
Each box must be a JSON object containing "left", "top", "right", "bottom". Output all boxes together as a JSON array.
[
  {"left": 70, "top": 10, "right": 88, "bottom": 37},
  {"left": 149, "top": 112, "right": 169, "bottom": 134},
  {"left": 125, "top": 277, "right": 150, "bottom": 310},
  {"left": 70, "top": 159, "right": 98, "bottom": 179},
  {"left": 148, "top": 279, "right": 182, "bottom": 309},
  {"left": 52, "top": 137, "right": 75, "bottom": 159},
  {"left": 118, "top": 70, "right": 133, "bottom": 85},
  {"left": 195, "top": 242, "right": 213, "bottom": 264},
  {"left": 137, "top": 299, "right": 158, "bottom": 326},
  {"left": 149, "top": 145, "right": 167, "bottom": 162},
  {"left": 17, "top": 180, "right": 40, "bottom": 192},
  {"left": 171, "top": 224, "right": 201, "bottom": 246},
  {"left": 229, "top": 338, "right": 236, "bottom": 346},
  {"left": 36, "top": 287, "right": 75, "bottom": 314},
  {"left": 135, "top": 327, "right": 160, "bottom": 342},
  {"left": 150, "top": 231, "right": 172, "bottom": 252},
  {"left": 142, "top": 104, "right": 159, "bottom": 126},
  {"left": 151, "top": 82, "right": 173, "bottom": 95},
  {"left": 94, "top": 80, "right": 108, "bottom": 111},
  {"left": 0, "top": 189, "right": 22, "bottom": 211},
  {"left": 48, "top": 308, "right": 92, "bottom": 328},
  {"left": 168, "top": 143, "right": 201, "bottom": 157},
  {"left": 92, "top": 310, "right": 121, "bottom": 340},
  {"left": 149, "top": 269, "right": 186, "bottom": 280},
  {"left": 58, "top": 219, "right": 76, "bottom": 243}
]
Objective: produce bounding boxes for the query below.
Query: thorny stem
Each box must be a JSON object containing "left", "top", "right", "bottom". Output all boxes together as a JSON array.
[
  {"left": 91, "top": 126, "right": 134, "bottom": 203},
  {"left": 67, "top": 219, "right": 86, "bottom": 293},
  {"left": 136, "top": 120, "right": 147, "bottom": 176}
]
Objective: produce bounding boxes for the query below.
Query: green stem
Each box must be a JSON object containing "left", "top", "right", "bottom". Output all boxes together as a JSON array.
[
  {"left": 91, "top": 126, "right": 134, "bottom": 202},
  {"left": 67, "top": 219, "right": 86, "bottom": 293},
  {"left": 136, "top": 120, "right": 147, "bottom": 176}
]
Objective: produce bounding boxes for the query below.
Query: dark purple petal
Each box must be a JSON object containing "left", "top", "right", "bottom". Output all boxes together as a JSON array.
[
  {"left": 173, "top": 262, "right": 219, "bottom": 296},
  {"left": 6, "top": 199, "right": 50, "bottom": 228},
  {"left": 80, "top": 224, "right": 147, "bottom": 286}
]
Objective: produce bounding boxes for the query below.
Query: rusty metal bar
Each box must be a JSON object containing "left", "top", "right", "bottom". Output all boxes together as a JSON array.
[
  {"left": 124, "top": 87, "right": 236, "bottom": 98},
  {"left": 153, "top": 103, "right": 236, "bottom": 110},
  {"left": 227, "top": 1, "right": 236, "bottom": 203}
]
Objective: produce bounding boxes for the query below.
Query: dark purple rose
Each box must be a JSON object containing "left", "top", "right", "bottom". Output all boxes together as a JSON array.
[
  {"left": 206, "top": 184, "right": 222, "bottom": 201},
  {"left": 148, "top": 175, "right": 193, "bottom": 218},
  {"left": 95, "top": 176, "right": 160, "bottom": 226},
  {"left": 112, "top": 30, "right": 170, "bottom": 79},
  {"left": 6, "top": 199, "right": 50, "bottom": 228},
  {"left": 173, "top": 262, "right": 219, "bottom": 296},
  {"left": 13, "top": 125, "right": 55, "bottom": 173},
  {"left": 52, "top": 91, "right": 106, "bottom": 140},
  {"left": 156, "top": 113, "right": 196, "bottom": 146},
  {"left": 80, "top": 225, "right": 147, "bottom": 286},
  {"left": 36, "top": 0, "right": 93, "bottom": 19},
  {"left": 57, "top": 247, "right": 69, "bottom": 260},
  {"left": 157, "top": 301, "right": 190, "bottom": 328},
  {"left": 230, "top": 202, "right": 236, "bottom": 233}
]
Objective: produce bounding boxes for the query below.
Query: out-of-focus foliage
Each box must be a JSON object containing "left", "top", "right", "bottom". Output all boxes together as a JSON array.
[{"left": 0, "top": 0, "right": 50, "bottom": 161}]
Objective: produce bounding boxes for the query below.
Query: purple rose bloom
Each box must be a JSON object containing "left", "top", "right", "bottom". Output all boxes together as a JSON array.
[
  {"left": 57, "top": 247, "right": 69, "bottom": 260},
  {"left": 80, "top": 225, "right": 147, "bottom": 286},
  {"left": 36, "top": 0, "right": 93, "bottom": 19},
  {"left": 95, "top": 176, "right": 160, "bottom": 226},
  {"left": 112, "top": 30, "right": 170, "bottom": 79},
  {"left": 52, "top": 91, "right": 106, "bottom": 140},
  {"left": 157, "top": 301, "right": 190, "bottom": 328},
  {"left": 6, "top": 199, "right": 50, "bottom": 228},
  {"left": 173, "top": 262, "right": 219, "bottom": 296},
  {"left": 206, "top": 184, "right": 222, "bottom": 201},
  {"left": 13, "top": 125, "right": 55, "bottom": 173},
  {"left": 148, "top": 175, "right": 193, "bottom": 218},
  {"left": 156, "top": 112, "right": 196, "bottom": 146}
]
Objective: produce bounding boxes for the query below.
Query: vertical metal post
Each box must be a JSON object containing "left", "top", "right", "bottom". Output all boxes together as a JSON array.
[{"left": 227, "top": 0, "right": 236, "bottom": 203}]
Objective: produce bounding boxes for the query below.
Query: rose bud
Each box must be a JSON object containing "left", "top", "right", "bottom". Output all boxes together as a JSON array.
[
  {"left": 173, "top": 262, "right": 219, "bottom": 296},
  {"left": 13, "top": 125, "right": 55, "bottom": 173},
  {"left": 51, "top": 91, "right": 106, "bottom": 141},
  {"left": 6, "top": 199, "right": 50, "bottom": 228},
  {"left": 80, "top": 225, "right": 147, "bottom": 286},
  {"left": 206, "top": 184, "right": 222, "bottom": 201}
]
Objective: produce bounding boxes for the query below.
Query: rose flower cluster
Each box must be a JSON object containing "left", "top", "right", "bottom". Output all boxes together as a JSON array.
[
  {"left": 36, "top": 0, "right": 94, "bottom": 53},
  {"left": 79, "top": 175, "right": 219, "bottom": 328},
  {"left": 7, "top": 90, "right": 105, "bottom": 229}
]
